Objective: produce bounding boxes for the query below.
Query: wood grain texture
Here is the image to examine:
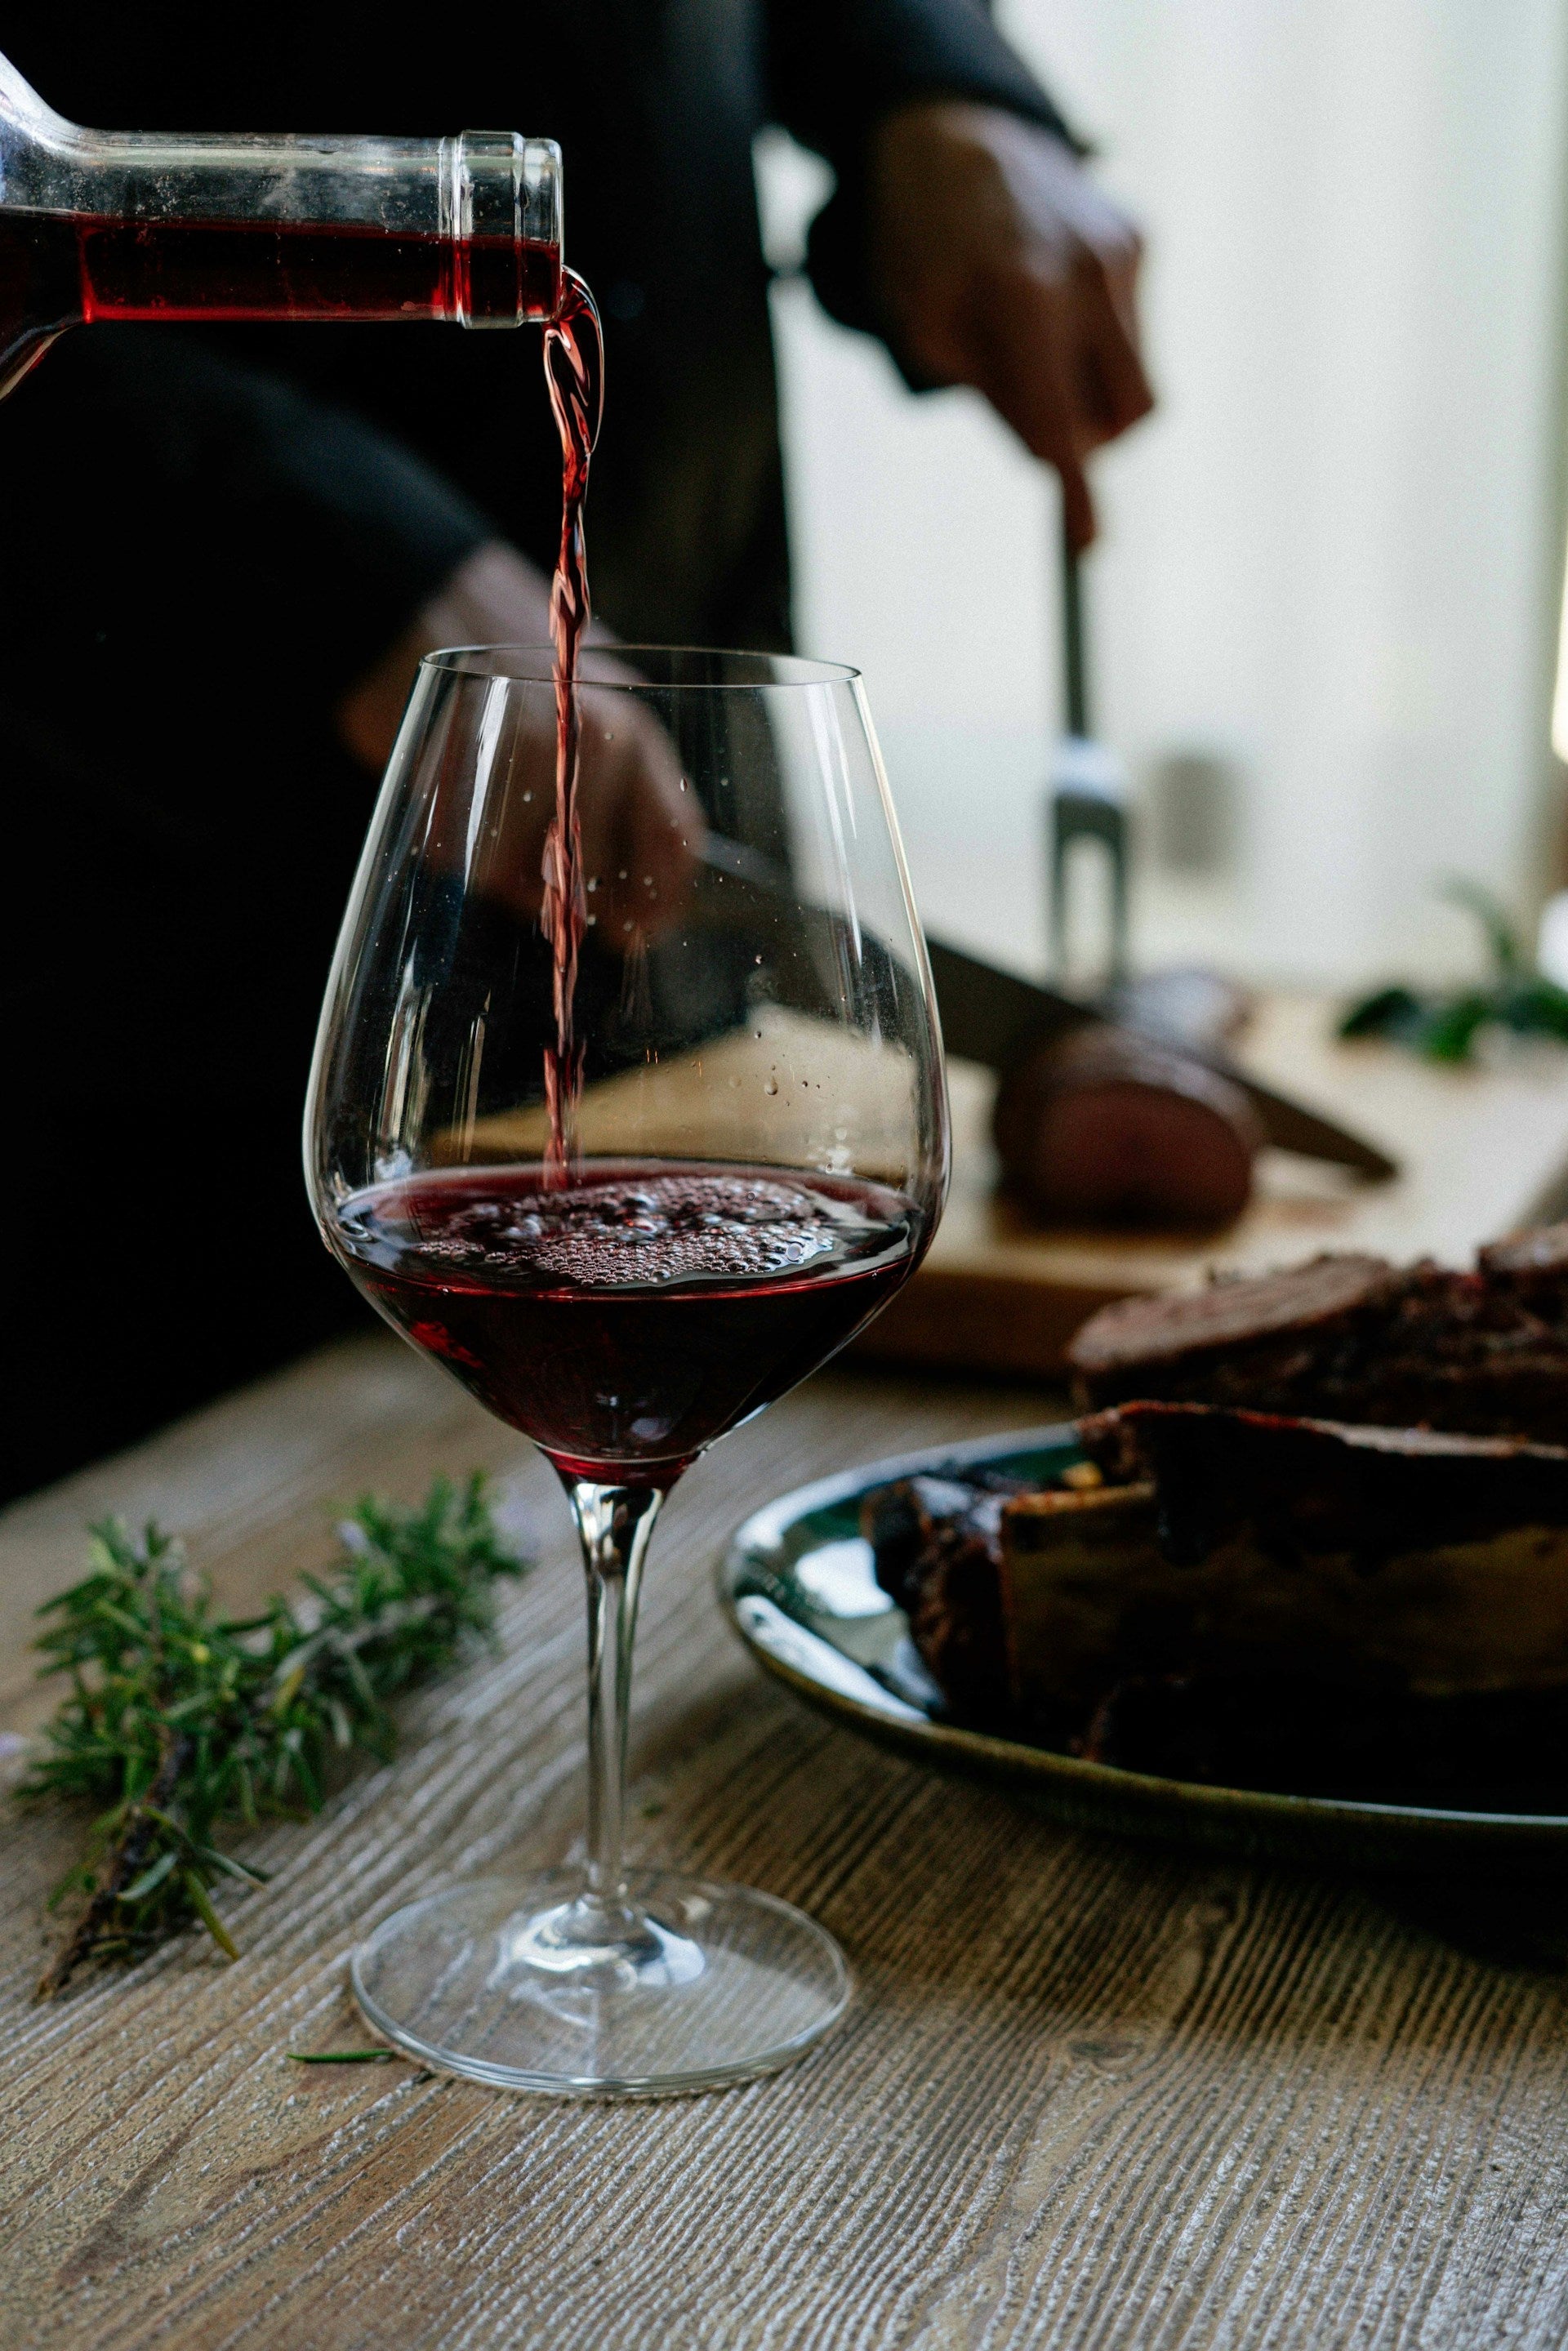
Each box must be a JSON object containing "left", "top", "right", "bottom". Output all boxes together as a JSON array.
[{"left": 3, "top": 1334, "right": 1567, "bottom": 2351}]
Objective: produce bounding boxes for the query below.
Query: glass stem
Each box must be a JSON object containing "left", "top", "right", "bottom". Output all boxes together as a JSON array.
[{"left": 562, "top": 1478, "right": 666, "bottom": 1943}]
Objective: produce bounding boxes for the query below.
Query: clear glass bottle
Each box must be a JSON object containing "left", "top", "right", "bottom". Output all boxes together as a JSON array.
[{"left": 0, "top": 50, "right": 563, "bottom": 396}]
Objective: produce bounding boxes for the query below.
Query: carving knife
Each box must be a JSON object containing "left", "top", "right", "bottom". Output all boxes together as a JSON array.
[
  {"left": 689, "top": 838, "right": 1397, "bottom": 1182},
  {"left": 924, "top": 934, "right": 1397, "bottom": 1182}
]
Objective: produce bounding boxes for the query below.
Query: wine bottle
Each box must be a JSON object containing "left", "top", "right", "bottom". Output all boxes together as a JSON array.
[{"left": 0, "top": 49, "right": 563, "bottom": 397}]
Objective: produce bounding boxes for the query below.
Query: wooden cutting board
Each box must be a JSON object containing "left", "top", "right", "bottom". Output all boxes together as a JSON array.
[
  {"left": 856, "top": 992, "right": 1568, "bottom": 1379},
  {"left": 452, "top": 991, "right": 1568, "bottom": 1383}
]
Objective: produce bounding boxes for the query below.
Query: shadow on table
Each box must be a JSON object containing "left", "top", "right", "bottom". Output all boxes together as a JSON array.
[{"left": 1365, "top": 1872, "right": 1568, "bottom": 1971}]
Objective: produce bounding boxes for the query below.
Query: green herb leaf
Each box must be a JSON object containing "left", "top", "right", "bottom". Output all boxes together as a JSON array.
[
  {"left": 21, "top": 1476, "right": 528, "bottom": 1997},
  {"left": 1440, "top": 876, "right": 1521, "bottom": 978},
  {"left": 120, "top": 1850, "right": 179, "bottom": 1902},
  {"left": 287, "top": 2048, "right": 398, "bottom": 2064},
  {"left": 182, "top": 1868, "right": 240, "bottom": 1962},
  {"left": 1339, "top": 877, "right": 1568, "bottom": 1065},
  {"left": 1339, "top": 984, "right": 1427, "bottom": 1044},
  {"left": 1419, "top": 991, "right": 1494, "bottom": 1063}
]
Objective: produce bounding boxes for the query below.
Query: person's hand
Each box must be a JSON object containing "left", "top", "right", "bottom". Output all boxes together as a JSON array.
[
  {"left": 336, "top": 540, "right": 702, "bottom": 942},
  {"left": 869, "top": 101, "right": 1153, "bottom": 550}
]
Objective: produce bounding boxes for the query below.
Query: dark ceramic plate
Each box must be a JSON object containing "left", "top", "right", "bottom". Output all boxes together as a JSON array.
[{"left": 719, "top": 1424, "right": 1568, "bottom": 1877}]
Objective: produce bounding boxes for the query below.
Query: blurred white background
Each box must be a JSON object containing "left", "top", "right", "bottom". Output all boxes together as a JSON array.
[{"left": 758, "top": 0, "right": 1568, "bottom": 990}]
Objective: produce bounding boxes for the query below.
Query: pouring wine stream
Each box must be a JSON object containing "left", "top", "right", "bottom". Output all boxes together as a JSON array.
[
  {"left": 536, "top": 269, "right": 664, "bottom": 1959},
  {"left": 540, "top": 268, "right": 604, "bottom": 1187}
]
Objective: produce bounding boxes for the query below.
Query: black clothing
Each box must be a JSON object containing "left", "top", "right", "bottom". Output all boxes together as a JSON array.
[
  {"left": 3, "top": 2, "right": 1069, "bottom": 659},
  {"left": 0, "top": 2, "right": 1067, "bottom": 1499}
]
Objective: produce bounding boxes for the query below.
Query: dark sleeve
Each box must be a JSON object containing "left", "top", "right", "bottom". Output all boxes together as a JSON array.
[
  {"left": 766, "top": 0, "right": 1080, "bottom": 341},
  {"left": 0, "top": 330, "right": 492, "bottom": 731}
]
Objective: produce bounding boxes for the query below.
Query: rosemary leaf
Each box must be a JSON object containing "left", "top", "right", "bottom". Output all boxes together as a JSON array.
[
  {"left": 182, "top": 1868, "right": 240, "bottom": 1962},
  {"left": 121, "top": 1850, "right": 180, "bottom": 1902},
  {"left": 287, "top": 2049, "right": 397, "bottom": 2064},
  {"left": 20, "top": 1474, "right": 528, "bottom": 1997}
]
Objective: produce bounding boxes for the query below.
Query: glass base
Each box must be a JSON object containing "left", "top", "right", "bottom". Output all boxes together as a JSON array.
[{"left": 351, "top": 1870, "right": 851, "bottom": 2096}]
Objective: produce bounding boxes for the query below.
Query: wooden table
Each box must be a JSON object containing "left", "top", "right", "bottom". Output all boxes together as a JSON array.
[{"left": 5, "top": 1335, "right": 1568, "bottom": 2349}]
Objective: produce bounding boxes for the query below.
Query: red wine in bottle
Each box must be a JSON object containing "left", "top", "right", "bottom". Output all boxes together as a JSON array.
[
  {"left": 539, "top": 268, "right": 604, "bottom": 1186},
  {"left": 0, "top": 209, "right": 562, "bottom": 358},
  {"left": 328, "top": 1163, "right": 928, "bottom": 1483}
]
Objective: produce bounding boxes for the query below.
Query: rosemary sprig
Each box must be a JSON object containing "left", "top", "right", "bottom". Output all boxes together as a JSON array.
[{"left": 20, "top": 1475, "right": 527, "bottom": 1997}]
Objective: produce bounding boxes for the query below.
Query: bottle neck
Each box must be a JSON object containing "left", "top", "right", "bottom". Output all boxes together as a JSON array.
[{"left": 0, "top": 60, "right": 562, "bottom": 327}]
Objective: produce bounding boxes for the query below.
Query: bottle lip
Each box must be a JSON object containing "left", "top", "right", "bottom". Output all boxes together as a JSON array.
[
  {"left": 419, "top": 645, "right": 864, "bottom": 692},
  {"left": 446, "top": 132, "right": 561, "bottom": 325}
]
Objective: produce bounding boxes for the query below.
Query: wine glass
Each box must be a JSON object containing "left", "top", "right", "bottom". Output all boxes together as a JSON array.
[{"left": 305, "top": 645, "right": 948, "bottom": 2095}]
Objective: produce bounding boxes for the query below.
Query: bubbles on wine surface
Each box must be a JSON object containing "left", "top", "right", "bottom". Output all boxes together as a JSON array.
[{"left": 337, "top": 1167, "right": 914, "bottom": 1293}]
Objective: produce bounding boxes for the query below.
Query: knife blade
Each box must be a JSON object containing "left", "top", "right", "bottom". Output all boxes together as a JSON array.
[
  {"left": 687, "top": 841, "right": 1396, "bottom": 1182},
  {"left": 924, "top": 935, "right": 1397, "bottom": 1182}
]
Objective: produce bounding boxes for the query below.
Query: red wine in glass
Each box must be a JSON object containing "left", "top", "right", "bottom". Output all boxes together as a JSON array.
[{"left": 328, "top": 1162, "right": 928, "bottom": 1485}]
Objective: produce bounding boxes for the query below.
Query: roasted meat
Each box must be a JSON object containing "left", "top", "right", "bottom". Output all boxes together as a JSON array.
[
  {"left": 1067, "top": 1224, "right": 1568, "bottom": 1445},
  {"left": 862, "top": 1395, "right": 1568, "bottom": 1808}
]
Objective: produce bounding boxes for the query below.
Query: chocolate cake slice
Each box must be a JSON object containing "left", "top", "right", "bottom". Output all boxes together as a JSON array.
[{"left": 1067, "top": 1223, "right": 1568, "bottom": 1445}]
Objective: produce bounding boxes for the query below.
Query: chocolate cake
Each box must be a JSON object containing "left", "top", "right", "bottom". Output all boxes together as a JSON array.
[{"left": 1067, "top": 1224, "right": 1568, "bottom": 1445}]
